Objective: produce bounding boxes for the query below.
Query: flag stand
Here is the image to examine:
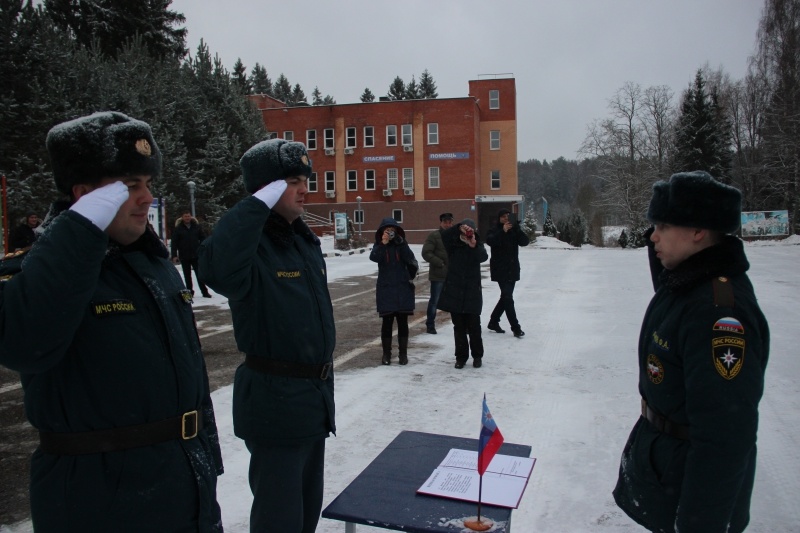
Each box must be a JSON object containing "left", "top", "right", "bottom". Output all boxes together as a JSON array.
[
  {"left": 463, "top": 475, "right": 493, "bottom": 530},
  {"left": 464, "top": 393, "right": 503, "bottom": 531}
]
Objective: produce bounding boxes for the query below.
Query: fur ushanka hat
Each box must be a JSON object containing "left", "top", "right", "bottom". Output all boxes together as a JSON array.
[
  {"left": 46, "top": 111, "right": 162, "bottom": 196},
  {"left": 647, "top": 171, "right": 742, "bottom": 234},
  {"left": 240, "top": 139, "right": 313, "bottom": 193}
]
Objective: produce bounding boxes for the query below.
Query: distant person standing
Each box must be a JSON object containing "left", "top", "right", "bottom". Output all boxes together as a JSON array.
[
  {"left": 437, "top": 218, "right": 488, "bottom": 369},
  {"left": 421, "top": 212, "right": 453, "bottom": 334},
  {"left": 486, "top": 208, "right": 529, "bottom": 337},
  {"left": 370, "top": 217, "right": 419, "bottom": 365},
  {"left": 8, "top": 211, "right": 40, "bottom": 251},
  {"left": 171, "top": 210, "right": 211, "bottom": 298},
  {"left": 613, "top": 171, "right": 770, "bottom": 533}
]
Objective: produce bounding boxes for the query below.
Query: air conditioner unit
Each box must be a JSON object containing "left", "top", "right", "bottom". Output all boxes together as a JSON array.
[
  {"left": 325, "top": 148, "right": 335, "bottom": 156},
  {"left": 382, "top": 189, "right": 393, "bottom": 197},
  {"left": 325, "top": 191, "right": 336, "bottom": 198},
  {"left": 403, "top": 145, "right": 413, "bottom": 152},
  {"left": 344, "top": 148, "right": 354, "bottom": 155},
  {"left": 403, "top": 188, "right": 414, "bottom": 196}
]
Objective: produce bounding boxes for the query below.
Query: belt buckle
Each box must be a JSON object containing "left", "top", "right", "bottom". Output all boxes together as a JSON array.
[
  {"left": 319, "top": 362, "right": 332, "bottom": 380},
  {"left": 182, "top": 410, "right": 199, "bottom": 440}
]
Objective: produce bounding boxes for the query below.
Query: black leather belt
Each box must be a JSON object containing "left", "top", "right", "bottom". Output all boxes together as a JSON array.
[
  {"left": 245, "top": 355, "right": 332, "bottom": 380},
  {"left": 39, "top": 410, "right": 203, "bottom": 455},
  {"left": 641, "top": 399, "right": 689, "bottom": 440}
]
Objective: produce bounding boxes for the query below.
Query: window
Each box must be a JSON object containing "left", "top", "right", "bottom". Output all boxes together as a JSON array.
[
  {"left": 354, "top": 209, "right": 364, "bottom": 224},
  {"left": 490, "top": 130, "right": 501, "bottom": 150},
  {"left": 365, "top": 169, "right": 376, "bottom": 190},
  {"left": 325, "top": 171, "right": 335, "bottom": 192},
  {"left": 401, "top": 124, "right": 412, "bottom": 146},
  {"left": 347, "top": 170, "right": 357, "bottom": 191},
  {"left": 267, "top": 132, "right": 278, "bottom": 140},
  {"left": 402, "top": 168, "right": 413, "bottom": 189},
  {"left": 491, "top": 170, "right": 501, "bottom": 190},
  {"left": 364, "top": 126, "right": 374, "bottom": 147},
  {"left": 346, "top": 127, "right": 356, "bottom": 148},
  {"left": 386, "top": 125, "right": 397, "bottom": 146},
  {"left": 428, "top": 167, "right": 440, "bottom": 188},
  {"left": 427, "top": 123, "right": 439, "bottom": 145},
  {"left": 387, "top": 168, "right": 399, "bottom": 189},
  {"left": 308, "top": 172, "right": 318, "bottom": 192},
  {"left": 392, "top": 209, "right": 403, "bottom": 224},
  {"left": 306, "top": 130, "right": 317, "bottom": 150},
  {"left": 489, "top": 90, "right": 499, "bottom": 109},
  {"left": 283, "top": 131, "right": 294, "bottom": 141},
  {"left": 324, "top": 128, "right": 334, "bottom": 149}
]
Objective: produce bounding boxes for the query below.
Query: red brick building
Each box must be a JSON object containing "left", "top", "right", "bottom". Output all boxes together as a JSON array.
[{"left": 249, "top": 76, "right": 522, "bottom": 243}]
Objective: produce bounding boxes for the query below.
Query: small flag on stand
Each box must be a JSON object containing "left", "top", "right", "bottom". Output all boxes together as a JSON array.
[{"left": 465, "top": 394, "right": 505, "bottom": 532}]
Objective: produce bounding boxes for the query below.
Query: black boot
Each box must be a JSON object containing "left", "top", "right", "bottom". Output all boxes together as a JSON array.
[
  {"left": 381, "top": 336, "right": 392, "bottom": 365},
  {"left": 398, "top": 336, "right": 409, "bottom": 365},
  {"left": 487, "top": 322, "right": 505, "bottom": 333}
]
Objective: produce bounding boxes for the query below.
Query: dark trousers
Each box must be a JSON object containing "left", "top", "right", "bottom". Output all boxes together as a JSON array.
[
  {"left": 451, "top": 312, "right": 483, "bottom": 362},
  {"left": 381, "top": 313, "right": 409, "bottom": 338},
  {"left": 181, "top": 258, "right": 209, "bottom": 295},
  {"left": 245, "top": 438, "right": 326, "bottom": 533},
  {"left": 426, "top": 280, "right": 444, "bottom": 328},
  {"left": 490, "top": 280, "right": 519, "bottom": 328}
]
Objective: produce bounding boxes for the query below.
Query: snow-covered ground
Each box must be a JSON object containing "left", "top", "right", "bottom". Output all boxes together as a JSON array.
[{"left": 3, "top": 235, "right": 799, "bottom": 532}]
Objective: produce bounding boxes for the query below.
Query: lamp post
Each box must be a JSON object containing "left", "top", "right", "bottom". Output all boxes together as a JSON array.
[
  {"left": 356, "top": 196, "right": 362, "bottom": 239},
  {"left": 187, "top": 181, "right": 196, "bottom": 217}
]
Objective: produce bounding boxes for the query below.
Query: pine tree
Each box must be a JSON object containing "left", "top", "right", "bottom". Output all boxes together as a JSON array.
[
  {"left": 250, "top": 63, "right": 271, "bottom": 95},
  {"left": 272, "top": 73, "right": 292, "bottom": 103},
  {"left": 387, "top": 76, "right": 405, "bottom": 100},
  {"left": 360, "top": 87, "right": 375, "bottom": 102},
  {"left": 290, "top": 83, "right": 307, "bottom": 106},
  {"left": 418, "top": 69, "right": 438, "bottom": 98},
  {"left": 568, "top": 209, "right": 587, "bottom": 247},
  {"left": 321, "top": 95, "right": 336, "bottom": 105},
  {"left": 231, "top": 58, "right": 251, "bottom": 94},
  {"left": 542, "top": 209, "right": 557, "bottom": 237},
  {"left": 312, "top": 86, "right": 323, "bottom": 105},
  {"left": 617, "top": 229, "right": 629, "bottom": 248},
  {"left": 405, "top": 75, "right": 420, "bottom": 99},
  {"left": 520, "top": 208, "right": 537, "bottom": 241}
]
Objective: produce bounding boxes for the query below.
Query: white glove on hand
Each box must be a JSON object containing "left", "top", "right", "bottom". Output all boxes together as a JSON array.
[
  {"left": 69, "top": 181, "right": 129, "bottom": 231},
  {"left": 253, "top": 179, "right": 288, "bottom": 209}
]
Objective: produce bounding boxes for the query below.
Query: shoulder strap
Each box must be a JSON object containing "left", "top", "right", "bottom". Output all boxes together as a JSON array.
[{"left": 712, "top": 276, "right": 735, "bottom": 308}]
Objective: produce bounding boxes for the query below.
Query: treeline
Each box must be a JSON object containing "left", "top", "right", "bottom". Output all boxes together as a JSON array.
[{"left": 521, "top": 0, "right": 800, "bottom": 244}]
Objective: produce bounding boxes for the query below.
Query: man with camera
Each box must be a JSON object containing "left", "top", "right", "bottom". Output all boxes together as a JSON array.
[{"left": 486, "top": 208, "right": 530, "bottom": 337}]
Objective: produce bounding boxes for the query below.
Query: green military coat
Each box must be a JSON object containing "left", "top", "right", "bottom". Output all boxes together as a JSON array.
[
  {"left": 614, "top": 236, "right": 769, "bottom": 533},
  {"left": 422, "top": 229, "right": 448, "bottom": 282},
  {"left": 198, "top": 196, "right": 335, "bottom": 445},
  {"left": 0, "top": 206, "right": 223, "bottom": 532}
]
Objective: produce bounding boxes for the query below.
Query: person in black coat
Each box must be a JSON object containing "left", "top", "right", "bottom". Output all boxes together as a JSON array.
[
  {"left": 8, "top": 211, "right": 40, "bottom": 251},
  {"left": 171, "top": 211, "right": 211, "bottom": 297},
  {"left": 486, "top": 208, "right": 530, "bottom": 337},
  {"left": 436, "top": 218, "right": 488, "bottom": 369},
  {"left": 370, "top": 217, "right": 418, "bottom": 365}
]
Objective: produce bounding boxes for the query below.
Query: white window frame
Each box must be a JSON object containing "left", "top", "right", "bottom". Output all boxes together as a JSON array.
[
  {"left": 490, "top": 130, "right": 501, "bottom": 150},
  {"left": 364, "top": 126, "right": 374, "bottom": 148},
  {"left": 386, "top": 125, "right": 397, "bottom": 146},
  {"left": 325, "top": 171, "right": 336, "bottom": 192},
  {"left": 401, "top": 124, "right": 412, "bottom": 146},
  {"left": 347, "top": 170, "right": 357, "bottom": 191},
  {"left": 346, "top": 127, "right": 356, "bottom": 148},
  {"left": 392, "top": 209, "right": 404, "bottom": 224},
  {"left": 427, "top": 123, "right": 439, "bottom": 145},
  {"left": 428, "top": 167, "right": 440, "bottom": 188},
  {"left": 308, "top": 172, "right": 318, "bottom": 192},
  {"left": 402, "top": 168, "right": 413, "bottom": 189},
  {"left": 364, "top": 169, "right": 376, "bottom": 190},
  {"left": 354, "top": 209, "right": 364, "bottom": 224},
  {"left": 387, "top": 168, "right": 399, "bottom": 189},
  {"left": 324, "top": 128, "right": 334, "bottom": 149},
  {"left": 283, "top": 131, "right": 294, "bottom": 141},
  {"left": 491, "top": 170, "right": 501, "bottom": 190},
  {"left": 306, "top": 130, "right": 317, "bottom": 150},
  {"left": 489, "top": 90, "right": 500, "bottom": 109}
]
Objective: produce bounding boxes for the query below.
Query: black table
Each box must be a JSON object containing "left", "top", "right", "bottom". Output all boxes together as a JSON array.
[{"left": 322, "top": 430, "right": 532, "bottom": 532}]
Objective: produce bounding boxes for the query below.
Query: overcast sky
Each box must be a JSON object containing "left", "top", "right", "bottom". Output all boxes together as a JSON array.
[{"left": 170, "top": 0, "right": 765, "bottom": 162}]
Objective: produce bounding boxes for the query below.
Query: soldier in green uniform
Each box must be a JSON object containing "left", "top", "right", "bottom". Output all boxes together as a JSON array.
[
  {"left": 0, "top": 112, "right": 224, "bottom": 531},
  {"left": 198, "top": 139, "right": 335, "bottom": 533},
  {"left": 613, "top": 171, "right": 770, "bottom": 533}
]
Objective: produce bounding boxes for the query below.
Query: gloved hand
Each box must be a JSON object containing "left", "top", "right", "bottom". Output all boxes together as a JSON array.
[
  {"left": 70, "top": 181, "right": 129, "bottom": 231},
  {"left": 253, "top": 179, "right": 288, "bottom": 209}
]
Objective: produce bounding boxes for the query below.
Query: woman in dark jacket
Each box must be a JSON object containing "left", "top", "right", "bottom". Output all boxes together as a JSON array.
[{"left": 369, "top": 217, "right": 418, "bottom": 365}]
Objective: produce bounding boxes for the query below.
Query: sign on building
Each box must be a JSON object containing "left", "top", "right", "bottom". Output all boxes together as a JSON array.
[{"left": 741, "top": 210, "right": 789, "bottom": 237}]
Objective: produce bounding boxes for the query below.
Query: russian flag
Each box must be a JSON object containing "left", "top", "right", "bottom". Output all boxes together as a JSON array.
[{"left": 477, "top": 394, "right": 504, "bottom": 475}]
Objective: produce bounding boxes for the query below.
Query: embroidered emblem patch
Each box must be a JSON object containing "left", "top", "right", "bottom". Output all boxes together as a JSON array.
[
  {"left": 652, "top": 330, "right": 669, "bottom": 351},
  {"left": 646, "top": 354, "right": 664, "bottom": 384},
  {"left": 713, "top": 317, "right": 744, "bottom": 334},
  {"left": 301, "top": 155, "right": 309, "bottom": 165},
  {"left": 712, "top": 336, "right": 745, "bottom": 380},
  {"left": 180, "top": 289, "right": 194, "bottom": 304},
  {"left": 91, "top": 299, "right": 137, "bottom": 317},
  {"left": 135, "top": 138, "right": 152, "bottom": 156},
  {"left": 276, "top": 270, "right": 301, "bottom": 279}
]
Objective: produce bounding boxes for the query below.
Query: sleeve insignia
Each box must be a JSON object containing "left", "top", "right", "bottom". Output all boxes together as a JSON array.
[
  {"left": 712, "top": 336, "right": 745, "bottom": 380},
  {"left": 713, "top": 317, "right": 744, "bottom": 334},
  {"left": 646, "top": 354, "right": 664, "bottom": 384}
]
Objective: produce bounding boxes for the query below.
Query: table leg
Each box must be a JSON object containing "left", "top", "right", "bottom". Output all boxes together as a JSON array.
[{"left": 345, "top": 522, "right": 357, "bottom": 533}]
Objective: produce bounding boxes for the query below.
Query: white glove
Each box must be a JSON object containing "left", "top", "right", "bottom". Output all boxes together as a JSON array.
[
  {"left": 70, "top": 181, "right": 129, "bottom": 231},
  {"left": 253, "top": 179, "right": 288, "bottom": 209}
]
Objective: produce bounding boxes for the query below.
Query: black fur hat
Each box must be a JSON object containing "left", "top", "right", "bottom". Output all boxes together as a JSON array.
[
  {"left": 240, "top": 139, "right": 313, "bottom": 193},
  {"left": 647, "top": 171, "right": 742, "bottom": 233},
  {"left": 46, "top": 111, "right": 162, "bottom": 195}
]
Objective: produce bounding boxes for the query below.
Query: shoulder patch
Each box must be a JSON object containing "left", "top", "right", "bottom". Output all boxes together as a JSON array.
[
  {"left": 91, "top": 299, "right": 137, "bottom": 317},
  {"left": 713, "top": 317, "right": 744, "bottom": 335},
  {"left": 646, "top": 354, "right": 664, "bottom": 384},
  {"left": 712, "top": 336, "right": 745, "bottom": 380}
]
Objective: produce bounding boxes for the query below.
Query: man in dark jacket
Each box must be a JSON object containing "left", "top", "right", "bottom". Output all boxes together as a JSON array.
[
  {"left": 486, "top": 208, "right": 530, "bottom": 337},
  {"left": 199, "top": 139, "right": 335, "bottom": 533},
  {"left": 437, "top": 218, "right": 489, "bottom": 369},
  {"left": 8, "top": 211, "right": 40, "bottom": 251},
  {"left": 421, "top": 212, "right": 453, "bottom": 334},
  {"left": 613, "top": 171, "right": 769, "bottom": 533},
  {"left": 0, "top": 111, "right": 224, "bottom": 532},
  {"left": 172, "top": 210, "right": 211, "bottom": 297}
]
